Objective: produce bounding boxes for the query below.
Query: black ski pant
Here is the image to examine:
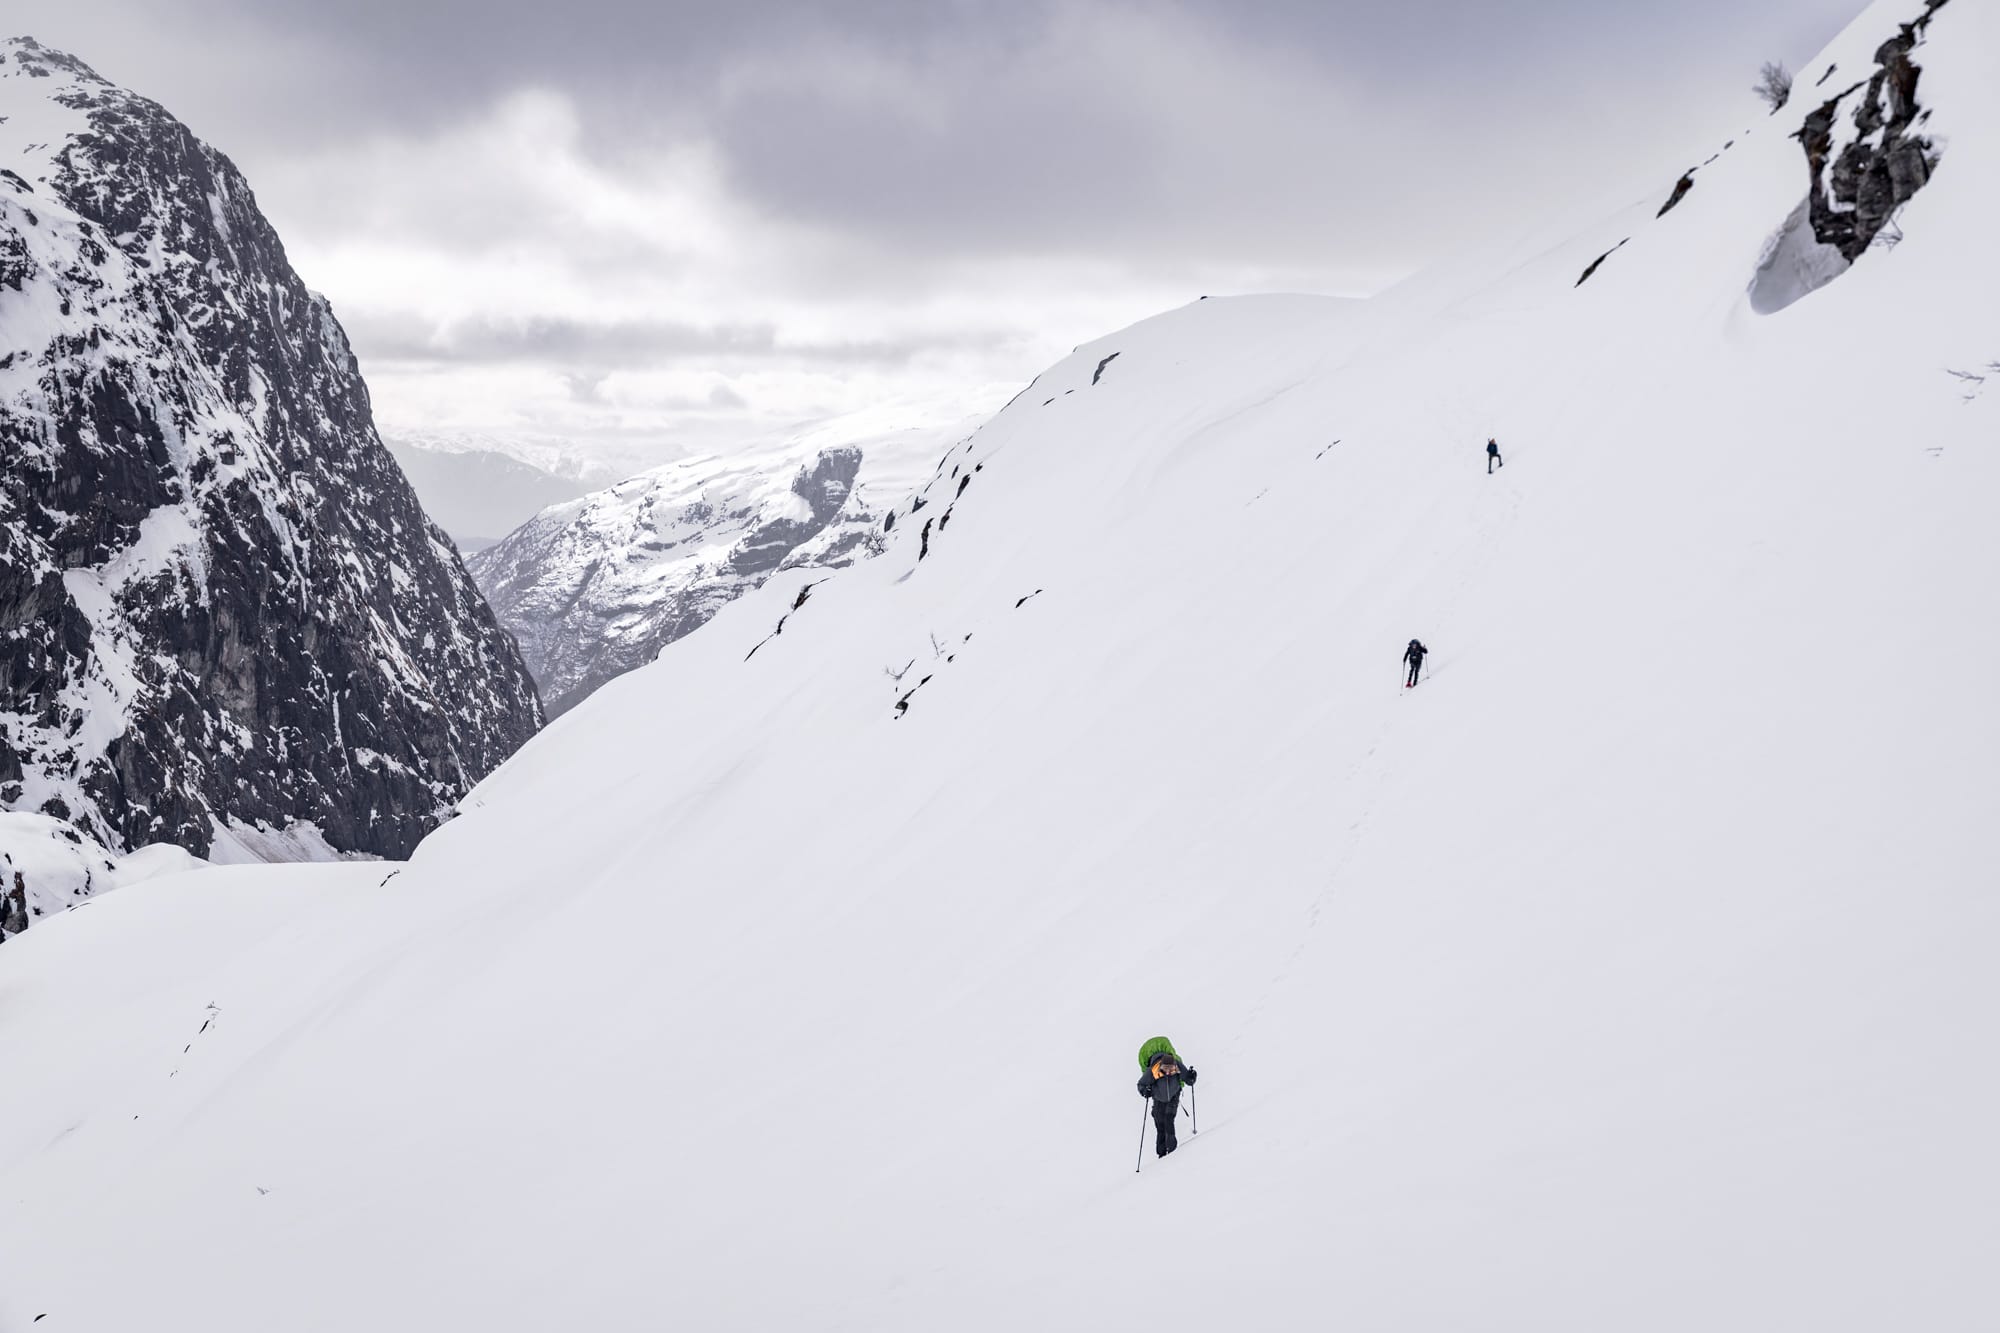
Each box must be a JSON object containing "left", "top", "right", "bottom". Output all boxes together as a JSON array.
[
  {"left": 1153, "top": 1099, "right": 1179, "bottom": 1156},
  {"left": 1488, "top": 453, "right": 1502, "bottom": 473},
  {"left": 1406, "top": 659, "right": 1424, "bottom": 687}
]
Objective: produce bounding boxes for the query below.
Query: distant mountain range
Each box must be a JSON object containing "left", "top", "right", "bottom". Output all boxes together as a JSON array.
[
  {"left": 384, "top": 437, "right": 610, "bottom": 551},
  {"left": 467, "top": 405, "right": 992, "bottom": 715}
]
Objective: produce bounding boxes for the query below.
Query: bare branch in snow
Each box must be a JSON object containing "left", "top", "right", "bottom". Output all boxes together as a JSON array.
[{"left": 1753, "top": 61, "right": 1793, "bottom": 112}]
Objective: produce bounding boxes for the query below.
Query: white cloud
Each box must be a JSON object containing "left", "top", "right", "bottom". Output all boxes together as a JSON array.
[{"left": 262, "top": 84, "right": 1218, "bottom": 456}]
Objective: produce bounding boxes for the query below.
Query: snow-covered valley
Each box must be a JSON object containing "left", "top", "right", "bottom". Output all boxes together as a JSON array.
[{"left": 3, "top": 1, "right": 1997, "bottom": 1328}]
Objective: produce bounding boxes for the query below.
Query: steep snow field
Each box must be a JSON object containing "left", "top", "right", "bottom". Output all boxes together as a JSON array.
[{"left": 3, "top": 3, "right": 1996, "bottom": 1328}]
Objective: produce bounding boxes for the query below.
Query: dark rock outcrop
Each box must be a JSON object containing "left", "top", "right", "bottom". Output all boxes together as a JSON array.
[
  {"left": 726, "top": 448, "right": 861, "bottom": 577},
  {"left": 0, "top": 38, "right": 543, "bottom": 858},
  {"left": 1796, "top": 0, "right": 1951, "bottom": 261},
  {"left": 1575, "top": 239, "right": 1630, "bottom": 288},
  {"left": 1657, "top": 172, "right": 1696, "bottom": 218}
]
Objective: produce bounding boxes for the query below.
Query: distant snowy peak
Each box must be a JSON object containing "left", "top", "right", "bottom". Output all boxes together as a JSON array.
[
  {"left": 384, "top": 438, "right": 600, "bottom": 551},
  {"left": 470, "top": 417, "right": 975, "bottom": 716},
  {"left": 0, "top": 37, "right": 542, "bottom": 869},
  {"left": 384, "top": 429, "right": 627, "bottom": 491}
]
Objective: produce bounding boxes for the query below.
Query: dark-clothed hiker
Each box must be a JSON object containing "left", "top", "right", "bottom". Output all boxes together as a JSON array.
[
  {"left": 1404, "top": 638, "right": 1428, "bottom": 688},
  {"left": 1137, "top": 1051, "right": 1198, "bottom": 1158},
  {"left": 1487, "top": 438, "right": 1503, "bottom": 473}
]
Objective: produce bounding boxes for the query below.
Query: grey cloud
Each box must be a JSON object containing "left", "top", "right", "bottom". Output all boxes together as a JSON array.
[
  {"left": 562, "top": 371, "right": 611, "bottom": 404},
  {"left": 20, "top": 0, "right": 1877, "bottom": 457},
  {"left": 694, "top": 0, "right": 1872, "bottom": 270},
  {"left": 46, "top": 0, "right": 1864, "bottom": 117},
  {"left": 344, "top": 310, "right": 1003, "bottom": 371},
  {"left": 42, "top": 1, "right": 1867, "bottom": 212},
  {"left": 37, "top": 0, "right": 1065, "bottom": 145}
]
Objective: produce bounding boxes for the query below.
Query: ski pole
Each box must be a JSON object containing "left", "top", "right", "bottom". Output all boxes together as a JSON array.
[
  {"left": 1192, "top": 1087, "right": 1198, "bottom": 1135},
  {"left": 1136, "top": 1103, "right": 1149, "bottom": 1173}
]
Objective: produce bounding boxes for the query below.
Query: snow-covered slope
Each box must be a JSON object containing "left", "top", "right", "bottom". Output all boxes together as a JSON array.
[
  {"left": 469, "top": 404, "right": 990, "bottom": 716},
  {"left": 0, "top": 811, "right": 204, "bottom": 936},
  {"left": 383, "top": 437, "right": 598, "bottom": 551},
  {"left": 0, "top": 39, "right": 542, "bottom": 864},
  {"left": 3, "top": 2, "right": 1997, "bottom": 1328}
]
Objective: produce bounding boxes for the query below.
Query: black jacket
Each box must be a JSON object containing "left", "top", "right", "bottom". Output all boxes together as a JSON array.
[
  {"left": 1137, "top": 1062, "right": 1198, "bottom": 1106},
  {"left": 1404, "top": 641, "right": 1427, "bottom": 667}
]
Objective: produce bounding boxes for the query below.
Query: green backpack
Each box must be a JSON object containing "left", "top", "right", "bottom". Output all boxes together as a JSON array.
[{"left": 1137, "top": 1036, "right": 1181, "bottom": 1072}]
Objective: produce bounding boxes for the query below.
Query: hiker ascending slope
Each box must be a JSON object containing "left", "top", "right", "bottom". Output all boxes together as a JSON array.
[
  {"left": 1404, "top": 638, "right": 1429, "bottom": 688},
  {"left": 1486, "top": 438, "right": 1504, "bottom": 473},
  {"left": 1136, "top": 1037, "right": 1198, "bottom": 1159}
]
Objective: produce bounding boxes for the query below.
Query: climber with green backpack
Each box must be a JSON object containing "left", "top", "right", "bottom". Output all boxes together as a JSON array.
[{"left": 1136, "top": 1036, "right": 1199, "bottom": 1161}]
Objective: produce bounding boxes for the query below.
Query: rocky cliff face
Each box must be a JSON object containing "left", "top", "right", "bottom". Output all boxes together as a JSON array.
[
  {"left": 0, "top": 38, "right": 542, "bottom": 860},
  {"left": 470, "top": 421, "right": 967, "bottom": 717},
  {"left": 1798, "top": 0, "right": 1951, "bottom": 259}
]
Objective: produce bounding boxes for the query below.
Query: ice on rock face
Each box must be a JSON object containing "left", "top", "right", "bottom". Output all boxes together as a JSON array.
[{"left": 0, "top": 38, "right": 542, "bottom": 867}]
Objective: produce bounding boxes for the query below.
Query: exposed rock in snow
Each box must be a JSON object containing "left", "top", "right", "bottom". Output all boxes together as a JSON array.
[
  {"left": 1575, "top": 237, "right": 1631, "bottom": 286},
  {"left": 0, "top": 38, "right": 543, "bottom": 868},
  {"left": 1797, "top": 0, "right": 1951, "bottom": 260},
  {"left": 1657, "top": 170, "right": 1697, "bottom": 216}
]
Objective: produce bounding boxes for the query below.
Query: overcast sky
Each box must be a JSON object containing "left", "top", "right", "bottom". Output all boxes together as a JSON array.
[{"left": 32, "top": 0, "right": 1866, "bottom": 465}]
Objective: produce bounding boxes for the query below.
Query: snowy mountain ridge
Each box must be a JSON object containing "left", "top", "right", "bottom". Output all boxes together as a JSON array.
[
  {"left": 2, "top": 2, "right": 1995, "bottom": 1328},
  {"left": 0, "top": 37, "right": 542, "bottom": 868},
  {"left": 468, "top": 403, "right": 992, "bottom": 715}
]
